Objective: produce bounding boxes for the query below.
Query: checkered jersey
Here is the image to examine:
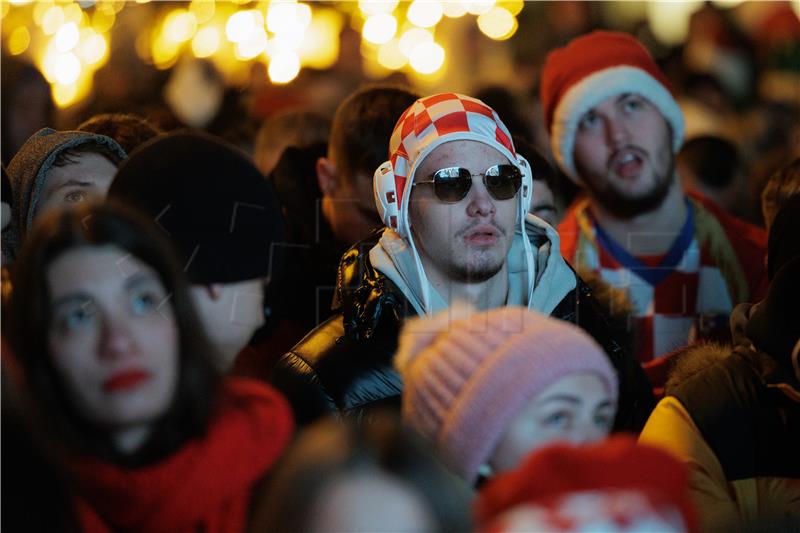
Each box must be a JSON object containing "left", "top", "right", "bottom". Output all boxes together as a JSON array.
[
  {"left": 562, "top": 200, "right": 743, "bottom": 362},
  {"left": 387, "top": 93, "right": 516, "bottom": 214}
]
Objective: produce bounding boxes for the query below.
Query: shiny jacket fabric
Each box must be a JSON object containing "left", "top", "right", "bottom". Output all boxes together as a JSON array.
[{"left": 270, "top": 229, "right": 655, "bottom": 430}]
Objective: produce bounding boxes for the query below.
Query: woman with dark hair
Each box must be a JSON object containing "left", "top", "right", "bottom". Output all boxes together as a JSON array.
[{"left": 6, "top": 202, "right": 294, "bottom": 532}]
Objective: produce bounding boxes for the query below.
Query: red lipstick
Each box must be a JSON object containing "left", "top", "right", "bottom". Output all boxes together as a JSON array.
[{"left": 103, "top": 369, "right": 151, "bottom": 393}]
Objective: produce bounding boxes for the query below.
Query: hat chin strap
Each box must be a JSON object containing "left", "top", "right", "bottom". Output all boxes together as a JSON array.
[{"left": 403, "top": 214, "right": 433, "bottom": 316}]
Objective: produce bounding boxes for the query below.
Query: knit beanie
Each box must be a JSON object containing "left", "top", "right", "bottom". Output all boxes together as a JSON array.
[
  {"left": 395, "top": 306, "right": 618, "bottom": 484},
  {"left": 475, "top": 436, "right": 698, "bottom": 532},
  {"left": 108, "top": 131, "right": 285, "bottom": 285},
  {"left": 540, "top": 31, "right": 685, "bottom": 183},
  {"left": 380, "top": 92, "right": 520, "bottom": 235}
]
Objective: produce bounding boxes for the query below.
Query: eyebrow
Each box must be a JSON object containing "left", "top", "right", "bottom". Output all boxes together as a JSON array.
[
  {"left": 124, "top": 271, "right": 160, "bottom": 290},
  {"left": 49, "top": 179, "right": 96, "bottom": 191},
  {"left": 538, "top": 394, "right": 581, "bottom": 405},
  {"left": 51, "top": 293, "right": 92, "bottom": 310},
  {"left": 616, "top": 92, "right": 634, "bottom": 103}
]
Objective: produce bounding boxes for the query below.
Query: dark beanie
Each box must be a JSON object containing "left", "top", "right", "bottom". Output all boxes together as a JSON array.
[
  {"left": 767, "top": 193, "right": 800, "bottom": 280},
  {"left": 108, "top": 131, "right": 284, "bottom": 284}
]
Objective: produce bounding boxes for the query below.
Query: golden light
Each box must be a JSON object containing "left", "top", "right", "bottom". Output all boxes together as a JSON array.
[
  {"left": 477, "top": 7, "right": 517, "bottom": 40},
  {"left": 54, "top": 52, "right": 81, "bottom": 85},
  {"left": 271, "top": 29, "right": 306, "bottom": 53},
  {"left": 377, "top": 38, "right": 407, "bottom": 69},
  {"left": 362, "top": 13, "right": 397, "bottom": 45},
  {"left": 163, "top": 9, "right": 197, "bottom": 44},
  {"left": 442, "top": 1, "right": 468, "bottom": 18},
  {"left": 55, "top": 22, "right": 80, "bottom": 53},
  {"left": 91, "top": 8, "right": 115, "bottom": 33},
  {"left": 465, "top": 1, "right": 494, "bottom": 16},
  {"left": 52, "top": 83, "right": 78, "bottom": 108},
  {"left": 409, "top": 40, "right": 444, "bottom": 74},
  {"left": 62, "top": 3, "right": 86, "bottom": 25},
  {"left": 358, "top": 0, "right": 399, "bottom": 16},
  {"left": 226, "top": 10, "right": 262, "bottom": 43},
  {"left": 151, "top": 34, "right": 180, "bottom": 69},
  {"left": 236, "top": 27, "right": 268, "bottom": 59},
  {"left": 42, "top": 6, "right": 65, "bottom": 35},
  {"left": 710, "top": 0, "right": 744, "bottom": 7},
  {"left": 192, "top": 26, "right": 221, "bottom": 58},
  {"left": 2, "top": 2, "right": 10, "bottom": 20},
  {"left": 793, "top": 0, "right": 800, "bottom": 18},
  {"left": 267, "top": 2, "right": 304, "bottom": 34},
  {"left": 399, "top": 27, "right": 433, "bottom": 58},
  {"left": 269, "top": 51, "right": 301, "bottom": 84},
  {"left": 189, "top": 0, "right": 215, "bottom": 24},
  {"left": 407, "top": 0, "right": 443, "bottom": 28},
  {"left": 76, "top": 30, "right": 109, "bottom": 66},
  {"left": 499, "top": 0, "right": 524, "bottom": 16},
  {"left": 297, "top": 7, "right": 342, "bottom": 69},
  {"left": 33, "top": 1, "right": 53, "bottom": 26},
  {"left": 9, "top": 0, "right": 34, "bottom": 5},
  {"left": 646, "top": 1, "right": 703, "bottom": 46},
  {"left": 8, "top": 26, "right": 31, "bottom": 56}
]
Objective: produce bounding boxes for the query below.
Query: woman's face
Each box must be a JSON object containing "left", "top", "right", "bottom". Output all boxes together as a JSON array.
[
  {"left": 47, "top": 245, "right": 179, "bottom": 439},
  {"left": 489, "top": 373, "right": 616, "bottom": 474}
]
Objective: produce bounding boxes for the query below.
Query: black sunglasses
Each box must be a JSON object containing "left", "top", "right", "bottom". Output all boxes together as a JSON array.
[{"left": 414, "top": 164, "right": 522, "bottom": 203}]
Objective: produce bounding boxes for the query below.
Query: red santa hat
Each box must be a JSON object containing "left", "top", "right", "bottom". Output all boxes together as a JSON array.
[{"left": 540, "top": 31, "right": 685, "bottom": 183}]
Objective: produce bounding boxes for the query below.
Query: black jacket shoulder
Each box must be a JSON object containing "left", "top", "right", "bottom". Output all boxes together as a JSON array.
[{"left": 271, "top": 229, "right": 654, "bottom": 429}]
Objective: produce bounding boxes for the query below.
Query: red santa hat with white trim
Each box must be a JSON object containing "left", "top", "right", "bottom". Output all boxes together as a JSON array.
[{"left": 540, "top": 31, "right": 685, "bottom": 183}]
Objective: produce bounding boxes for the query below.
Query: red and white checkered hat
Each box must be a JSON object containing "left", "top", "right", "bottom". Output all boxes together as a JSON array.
[
  {"left": 540, "top": 31, "right": 685, "bottom": 183},
  {"left": 387, "top": 93, "right": 517, "bottom": 218}
]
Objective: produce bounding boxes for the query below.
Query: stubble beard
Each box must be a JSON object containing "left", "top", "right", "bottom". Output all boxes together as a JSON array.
[{"left": 581, "top": 145, "right": 676, "bottom": 219}]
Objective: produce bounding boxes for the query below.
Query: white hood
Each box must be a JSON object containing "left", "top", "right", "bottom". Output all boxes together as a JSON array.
[{"left": 369, "top": 214, "right": 577, "bottom": 316}]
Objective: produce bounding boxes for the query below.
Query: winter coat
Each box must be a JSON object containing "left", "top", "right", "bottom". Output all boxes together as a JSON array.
[
  {"left": 270, "top": 222, "right": 655, "bottom": 430},
  {"left": 639, "top": 303, "right": 800, "bottom": 532}
]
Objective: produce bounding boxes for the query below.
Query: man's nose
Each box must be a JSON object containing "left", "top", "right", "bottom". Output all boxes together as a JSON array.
[
  {"left": 466, "top": 178, "right": 496, "bottom": 218},
  {"left": 604, "top": 116, "right": 630, "bottom": 147}
]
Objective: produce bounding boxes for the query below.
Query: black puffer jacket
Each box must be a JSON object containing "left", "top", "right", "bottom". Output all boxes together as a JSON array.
[{"left": 270, "top": 229, "right": 654, "bottom": 429}]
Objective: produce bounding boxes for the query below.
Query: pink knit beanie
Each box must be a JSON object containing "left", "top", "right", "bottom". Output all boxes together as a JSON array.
[{"left": 395, "top": 306, "right": 618, "bottom": 484}]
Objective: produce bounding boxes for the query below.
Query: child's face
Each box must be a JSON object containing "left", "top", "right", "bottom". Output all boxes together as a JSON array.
[{"left": 488, "top": 373, "right": 616, "bottom": 474}]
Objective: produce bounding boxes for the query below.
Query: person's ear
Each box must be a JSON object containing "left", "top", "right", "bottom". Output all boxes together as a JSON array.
[{"left": 317, "top": 157, "right": 338, "bottom": 198}]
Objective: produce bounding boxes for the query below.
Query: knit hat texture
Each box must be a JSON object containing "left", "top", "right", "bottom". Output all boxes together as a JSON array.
[
  {"left": 108, "top": 130, "right": 285, "bottom": 284},
  {"left": 475, "top": 436, "right": 698, "bottom": 532},
  {"left": 383, "top": 93, "right": 517, "bottom": 231},
  {"left": 395, "top": 305, "right": 618, "bottom": 484},
  {"left": 540, "top": 31, "right": 684, "bottom": 183}
]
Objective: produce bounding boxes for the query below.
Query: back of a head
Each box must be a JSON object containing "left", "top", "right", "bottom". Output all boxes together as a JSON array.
[
  {"left": 77, "top": 113, "right": 163, "bottom": 156},
  {"left": 328, "top": 84, "right": 419, "bottom": 182},
  {"left": 678, "top": 136, "right": 740, "bottom": 190},
  {"left": 108, "top": 130, "right": 285, "bottom": 285},
  {"left": 249, "top": 413, "right": 472, "bottom": 533},
  {"left": 254, "top": 110, "right": 331, "bottom": 176}
]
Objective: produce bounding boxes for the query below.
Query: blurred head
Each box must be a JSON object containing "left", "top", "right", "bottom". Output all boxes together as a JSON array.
[
  {"left": 476, "top": 436, "right": 698, "bottom": 533},
  {"left": 317, "top": 84, "right": 418, "bottom": 244},
  {"left": 541, "top": 31, "right": 684, "bottom": 218},
  {"left": 249, "top": 413, "right": 472, "bottom": 533},
  {"left": 108, "top": 131, "right": 286, "bottom": 369},
  {"left": 512, "top": 135, "right": 560, "bottom": 226},
  {"left": 9, "top": 203, "right": 219, "bottom": 464},
  {"left": 77, "top": 113, "right": 163, "bottom": 155},
  {"left": 254, "top": 110, "right": 331, "bottom": 176},
  {"left": 678, "top": 136, "right": 745, "bottom": 215},
  {"left": 395, "top": 306, "right": 618, "bottom": 483}
]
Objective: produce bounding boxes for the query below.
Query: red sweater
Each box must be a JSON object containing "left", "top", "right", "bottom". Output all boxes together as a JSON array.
[{"left": 68, "top": 378, "right": 294, "bottom": 533}]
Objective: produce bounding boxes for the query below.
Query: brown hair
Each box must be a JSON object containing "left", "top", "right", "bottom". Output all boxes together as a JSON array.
[
  {"left": 8, "top": 202, "right": 220, "bottom": 466},
  {"left": 51, "top": 141, "right": 125, "bottom": 168},
  {"left": 761, "top": 158, "right": 800, "bottom": 231},
  {"left": 77, "top": 113, "right": 163, "bottom": 155},
  {"left": 328, "top": 84, "right": 419, "bottom": 183}
]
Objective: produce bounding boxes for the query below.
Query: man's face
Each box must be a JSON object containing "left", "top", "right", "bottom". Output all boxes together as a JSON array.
[
  {"left": 36, "top": 152, "right": 117, "bottom": 219},
  {"left": 409, "top": 140, "right": 517, "bottom": 283},
  {"left": 573, "top": 93, "right": 675, "bottom": 218},
  {"left": 327, "top": 171, "right": 382, "bottom": 245}
]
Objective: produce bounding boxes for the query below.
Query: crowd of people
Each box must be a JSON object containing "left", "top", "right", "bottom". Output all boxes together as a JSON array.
[{"left": 1, "top": 28, "right": 798, "bottom": 533}]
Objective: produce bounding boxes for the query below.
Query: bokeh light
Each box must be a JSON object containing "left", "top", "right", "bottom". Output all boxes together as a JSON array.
[
  {"left": 226, "top": 10, "right": 261, "bottom": 43},
  {"left": 8, "top": 25, "right": 30, "bottom": 55},
  {"left": 363, "top": 13, "right": 397, "bottom": 44},
  {"left": 407, "top": 0, "right": 443, "bottom": 28},
  {"left": 269, "top": 50, "right": 301, "bottom": 83},
  {"left": 477, "top": 7, "right": 517, "bottom": 40},
  {"left": 377, "top": 38, "right": 407, "bottom": 69},
  {"left": 358, "top": 0, "right": 399, "bottom": 16},
  {"left": 55, "top": 22, "right": 80, "bottom": 52},
  {"left": 409, "top": 40, "right": 444, "bottom": 74},
  {"left": 399, "top": 27, "right": 433, "bottom": 58},
  {"left": 163, "top": 9, "right": 197, "bottom": 44},
  {"left": 192, "top": 26, "right": 221, "bottom": 58}
]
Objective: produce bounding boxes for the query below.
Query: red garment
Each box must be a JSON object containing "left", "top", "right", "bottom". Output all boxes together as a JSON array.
[
  {"left": 68, "top": 378, "right": 294, "bottom": 533},
  {"left": 558, "top": 194, "right": 767, "bottom": 362}
]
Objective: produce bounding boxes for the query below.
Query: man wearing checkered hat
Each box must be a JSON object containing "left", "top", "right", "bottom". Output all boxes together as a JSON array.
[
  {"left": 271, "top": 92, "right": 654, "bottom": 431},
  {"left": 544, "top": 31, "right": 768, "bottom": 366}
]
